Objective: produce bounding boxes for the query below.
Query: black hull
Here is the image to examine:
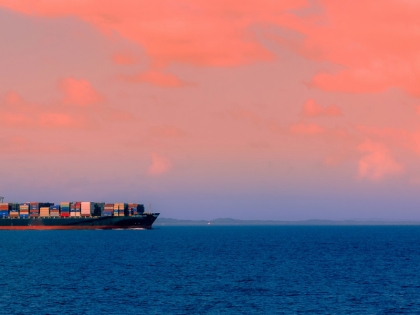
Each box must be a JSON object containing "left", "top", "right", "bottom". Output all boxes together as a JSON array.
[{"left": 0, "top": 213, "right": 159, "bottom": 230}]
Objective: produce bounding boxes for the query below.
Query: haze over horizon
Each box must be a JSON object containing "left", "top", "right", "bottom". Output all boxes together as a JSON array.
[{"left": 1, "top": 1, "right": 420, "bottom": 221}]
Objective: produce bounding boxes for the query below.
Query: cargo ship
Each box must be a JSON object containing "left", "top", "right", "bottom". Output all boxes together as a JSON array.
[{"left": 0, "top": 199, "right": 159, "bottom": 230}]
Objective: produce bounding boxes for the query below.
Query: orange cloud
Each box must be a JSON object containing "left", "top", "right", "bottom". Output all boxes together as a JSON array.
[
  {"left": 147, "top": 152, "right": 172, "bottom": 175},
  {"left": 357, "top": 140, "right": 404, "bottom": 181},
  {"left": 2, "top": 0, "right": 419, "bottom": 96},
  {"left": 0, "top": 80, "right": 129, "bottom": 129},
  {"left": 294, "top": 1, "right": 420, "bottom": 97},
  {"left": 310, "top": 69, "right": 395, "bottom": 94},
  {"left": 357, "top": 126, "right": 420, "bottom": 157},
  {"left": 0, "top": 90, "right": 79, "bottom": 128},
  {"left": 5, "top": 90, "right": 22, "bottom": 105},
  {"left": 59, "top": 77, "right": 102, "bottom": 106},
  {"left": 38, "top": 113, "right": 74, "bottom": 127},
  {"left": 0, "top": 0, "right": 307, "bottom": 67},
  {"left": 301, "top": 98, "right": 342, "bottom": 117}
]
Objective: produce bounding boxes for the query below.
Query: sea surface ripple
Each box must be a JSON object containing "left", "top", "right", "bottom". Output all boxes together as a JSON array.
[{"left": 1, "top": 226, "right": 420, "bottom": 314}]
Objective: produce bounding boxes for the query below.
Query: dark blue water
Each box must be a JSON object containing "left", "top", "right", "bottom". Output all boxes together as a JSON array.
[{"left": 1, "top": 226, "right": 420, "bottom": 314}]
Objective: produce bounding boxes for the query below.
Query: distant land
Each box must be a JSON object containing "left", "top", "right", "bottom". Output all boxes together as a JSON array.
[{"left": 156, "top": 217, "right": 420, "bottom": 226}]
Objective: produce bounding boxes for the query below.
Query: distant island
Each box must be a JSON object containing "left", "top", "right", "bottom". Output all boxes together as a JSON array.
[{"left": 155, "top": 218, "right": 420, "bottom": 226}]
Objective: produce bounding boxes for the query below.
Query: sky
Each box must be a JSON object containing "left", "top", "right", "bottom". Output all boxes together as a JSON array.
[{"left": 1, "top": 1, "right": 420, "bottom": 220}]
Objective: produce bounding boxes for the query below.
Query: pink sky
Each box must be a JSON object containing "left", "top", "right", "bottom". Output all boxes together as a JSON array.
[{"left": 1, "top": 1, "right": 420, "bottom": 220}]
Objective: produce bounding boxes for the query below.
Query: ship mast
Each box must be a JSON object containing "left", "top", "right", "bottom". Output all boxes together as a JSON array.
[{"left": 0, "top": 196, "right": 4, "bottom": 203}]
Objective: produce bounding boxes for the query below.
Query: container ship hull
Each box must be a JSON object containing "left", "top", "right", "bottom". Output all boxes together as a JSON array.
[{"left": 0, "top": 213, "right": 159, "bottom": 230}]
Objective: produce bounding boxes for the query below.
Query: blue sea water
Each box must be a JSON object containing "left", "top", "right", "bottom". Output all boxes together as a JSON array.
[{"left": 1, "top": 226, "right": 420, "bottom": 314}]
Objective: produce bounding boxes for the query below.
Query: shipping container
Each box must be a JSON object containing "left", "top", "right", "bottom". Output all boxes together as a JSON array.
[
  {"left": 40, "top": 207, "right": 50, "bottom": 217},
  {"left": 81, "top": 202, "right": 93, "bottom": 216}
]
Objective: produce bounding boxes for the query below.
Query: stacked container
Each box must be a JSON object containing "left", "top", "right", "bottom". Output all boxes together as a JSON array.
[
  {"left": 113, "top": 204, "right": 119, "bottom": 217},
  {"left": 30, "top": 202, "right": 40, "bottom": 217},
  {"left": 19, "top": 203, "right": 30, "bottom": 218},
  {"left": 81, "top": 202, "right": 93, "bottom": 217},
  {"left": 9, "top": 203, "right": 19, "bottom": 218},
  {"left": 103, "top": 204, "right": 114, "bottom": 216},
  {"left": 60, "top": 202, "right": 70, "bottom": 217},
  {"left": 92, "top": 203, "right": 104, "bottom": 217},
  {"left": 128, "top": 203, "right": 137, "bottom": 216},
  {"left": 49, "top": 205, "right": 60, "bottom": 217},
  {"left": 127, "top": 204, "right": 145, "bottom": 216},
  {"left": 121, "top": 203, "right": 128, "bottom": 216},
  {"left": 75, "top": 202, "right": 81, "bottom": 217},
  {"left": 39, "top": 207, "right": 50, "bottom": 217},
  {"left": 0, "top": 203, "right": 9, "bottom": 217},
  {"left": 113, "top": 203, "right": 127, "bottom": 216},
  {"left": 70, "top": 202, "right": 76, "bottom": 217},
  {"left": 30, "top": 202, "right": 54, "bottom": 217}
]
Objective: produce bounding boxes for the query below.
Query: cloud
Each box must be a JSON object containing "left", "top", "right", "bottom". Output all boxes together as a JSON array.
[
  {"left": 0, "top": 90, "right": 80, "bottom": 128},
  {"left": 147, "top": 152, "right": 172, "bottom": 175},
  {"left": 5, "top": 90, "right": 22, "bottom": 105},
  {"left": 296, "top": 1, "right": 420, "bottom": 97},
  {"left": 2, "top": 1, "right": 419, "bottom": 95},
  {"left": 59, "top": 77, "right": 102, "bottom": 106},
  {"left": 226, "top": 107, "right": 336, "bottom": 136},
  {"left": 357, "top": 139, "right": 404, "bottom": 181},
  {"left": 310, "top": 69, "right": 396, "bottom": 94},
  {"left": 0, "top": 79, "right": 130, "bottom": 129},
  {"left": 301, "top": 98, "right": 342, "bottom": 117},
  {"left": 38, "top": 113, "right": 74, "bottom": 127},
  {"left": 0, "top": 0, "right": 308, "bottom": 67},
  {"left": 357, "top": 126, "right": 420, "bottom": 156}
]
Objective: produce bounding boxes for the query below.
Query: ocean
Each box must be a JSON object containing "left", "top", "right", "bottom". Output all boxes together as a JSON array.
[{"left": 1, "top": 226, "right": 420, "bottom": 314}]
